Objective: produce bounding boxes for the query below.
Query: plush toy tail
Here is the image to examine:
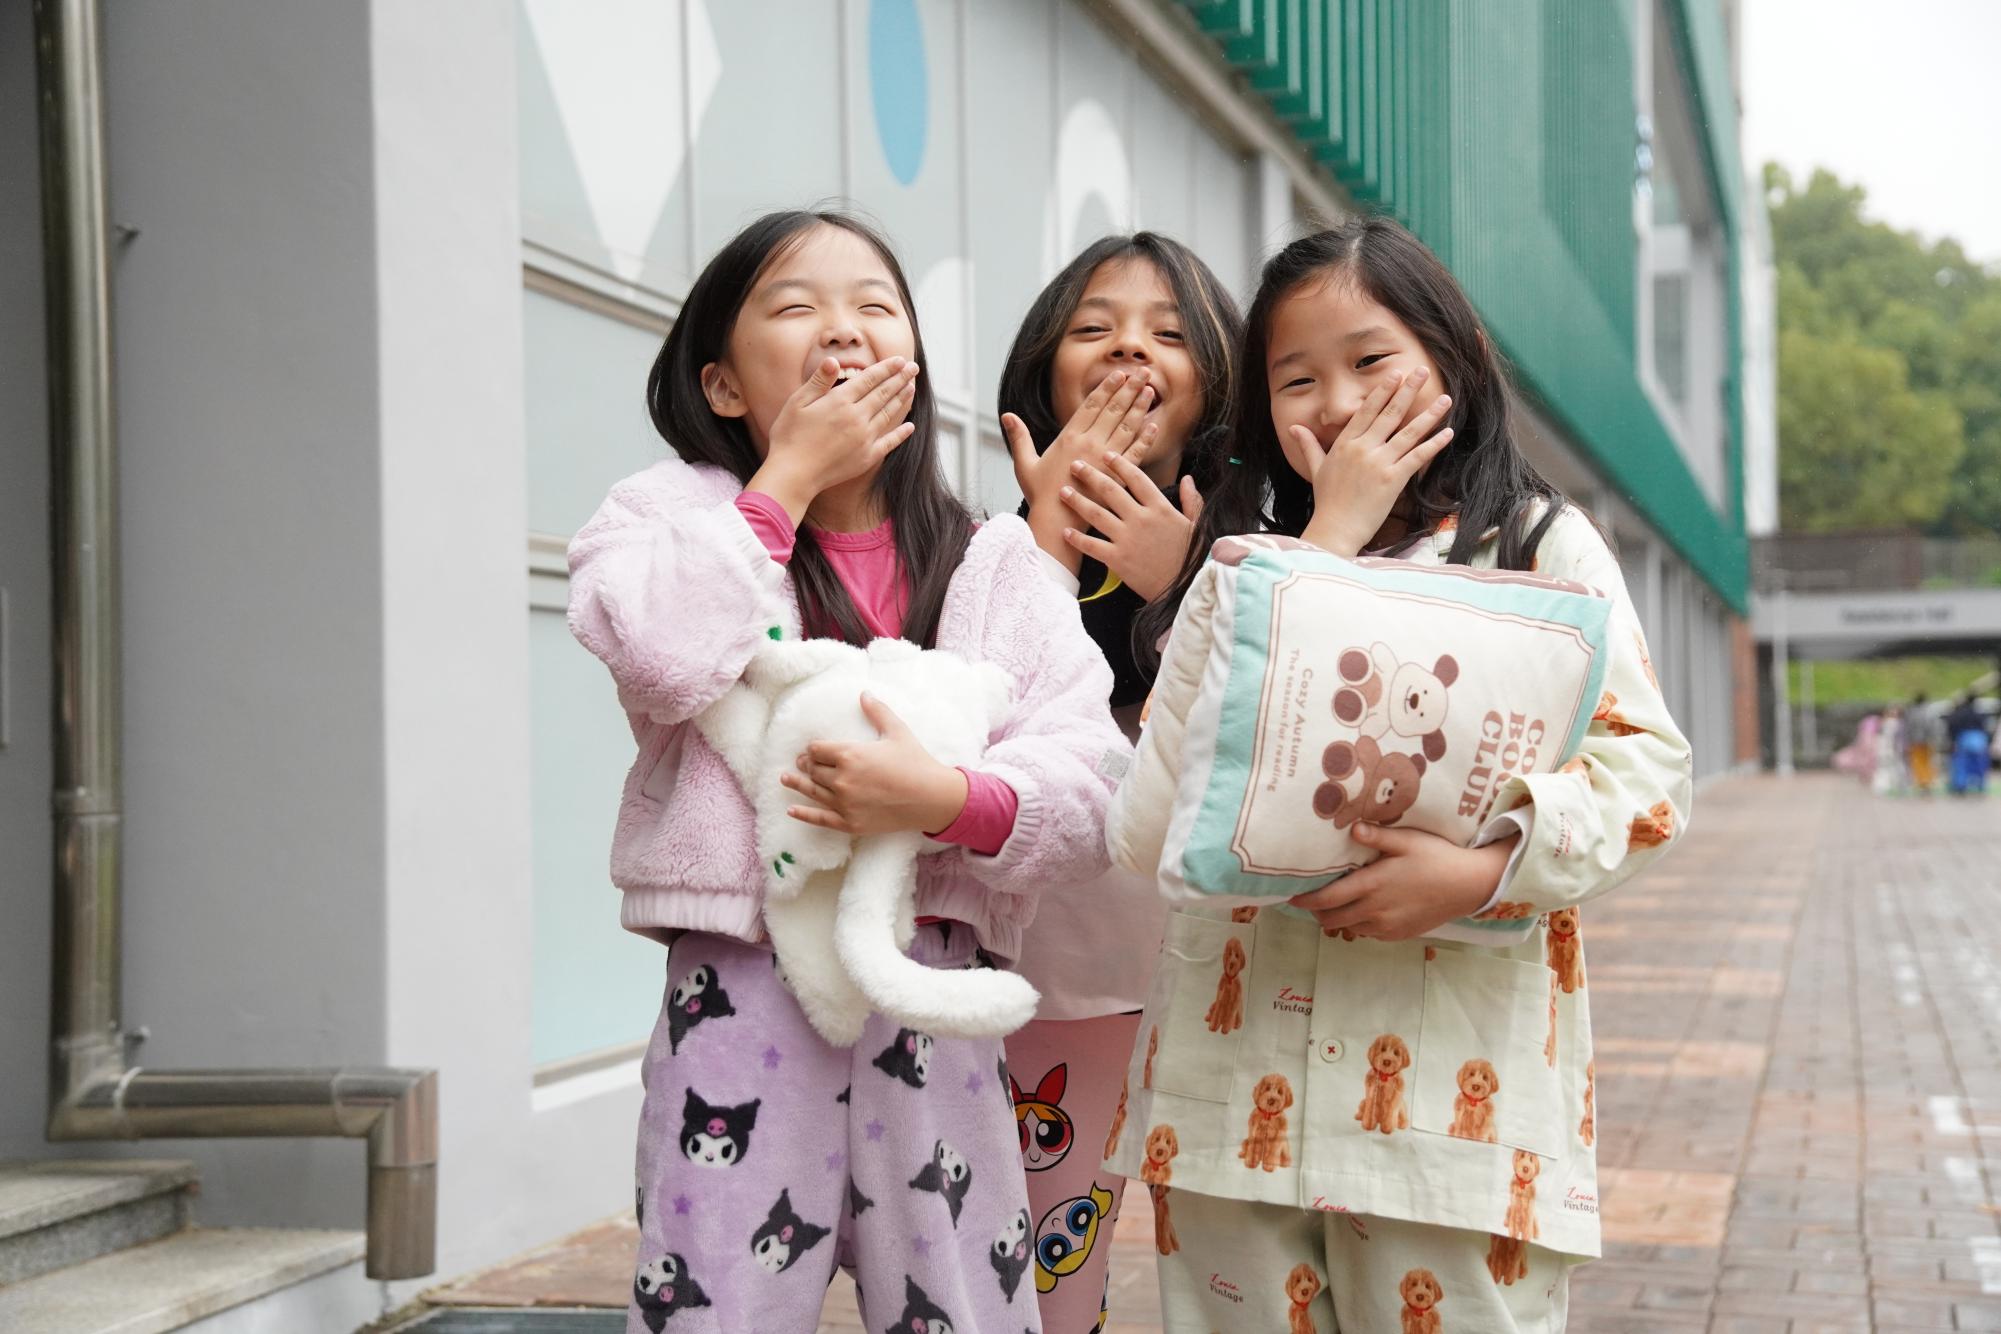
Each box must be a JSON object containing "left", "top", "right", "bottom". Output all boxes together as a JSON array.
[
  {"left": 834, "top": 838, "right": 1040, "bottom": 1040},
  {"left": 764, "top": 871, "right": 874, "bottom": 1048}
]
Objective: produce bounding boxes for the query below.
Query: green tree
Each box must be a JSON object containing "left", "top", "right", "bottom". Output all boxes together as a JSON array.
[
  {"left": 1766, "top": 165, "right": 2001, "bottom": 534},
  {"left": 1777, "top": 327, "right": 1962, "bottom": 531}
]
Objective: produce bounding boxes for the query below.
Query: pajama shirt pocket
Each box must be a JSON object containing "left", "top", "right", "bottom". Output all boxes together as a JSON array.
[
  {"left": 1408, "top": 948, "right": 1564, "bottom": 1160},
  {"left": 1140, "top": 910, "right": 1254, "bottom": 1102}
]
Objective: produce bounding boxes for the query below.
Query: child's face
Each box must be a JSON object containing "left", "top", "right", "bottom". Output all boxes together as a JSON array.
[
  {"left": 705, "top": 224, "right": 918, "bottom": 452},
  {"left": 1050, "top": 258, "right": 1201, "bottom": 477},
  {"left": 1266, "top": 274, "right": 1446, "bottom": 484}
]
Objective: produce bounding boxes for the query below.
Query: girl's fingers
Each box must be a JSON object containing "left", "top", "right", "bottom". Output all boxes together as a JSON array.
[
  {"left": 1066, "top": 370, "right": 1125, "bottom": 431},
  {"left": 1179, "top": 475, "right": 1206, "bottom": 523},
  {"left": 1390, "top": 394, "right": 1453, "bottom": 457},
  {"left": 1087, "top": 373, "right": 1146, "bottom": 442},
  {"left": 797, "top": 357, "right": 844, "bottom": 402},
  {"left": 871, "top": 420, "right": 916, "bottom": 458},
  {"left": 1397, "top": 427, "right": 1454, "bottom": 479},
  {"left": 1340, "top": 372, "right": 1405, "bottom": 443},
  {"left": 787, "top": 804, "right": 853, "bottom": 833},
  {"left": 804, "top": 739, "right": 851, "bottom": 766},
  {"left": 1000, "top": 413, "right": 1038, "bottom": 471},
  {"left": 840, "top": 355, "right": 909, "bottom": 405},
  {"left": 862, "top": 362, "right": 921, "bottom": 421},
  {"left": 1104, "top": 386, "right": 1155, "bottom": 454},
  {"left": 778, "top": 770, "right": 836, "bottom": 807},
  {"left": 1122, "top": 419, "right": 1161, "bottom": 465},
  {"left": 1072, "top": 455, "right": 1143, "bottom": 517},
  {"left": 1060, "top": 527, "right": 1117, "bottom": 565},
  {"left": 1057, "top": 482, "right": 1118, "bottom": 533},
  {"left": 868, "top": 377, "right": 919, "bottom": 429},
  {"left": 1367, "top": 368, "right": 1428, "bottom": 444},
  {"left": 1288, "top": 423, "right": 1330, "bottom": 473},
  {"left": 1101, "top": 450, "right": 1168, "bottom": 509}
]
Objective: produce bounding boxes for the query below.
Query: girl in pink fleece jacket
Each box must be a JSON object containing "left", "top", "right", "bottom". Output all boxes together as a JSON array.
[{"left": 569, "top": 210, "right": 1125, "bottom": 1334}]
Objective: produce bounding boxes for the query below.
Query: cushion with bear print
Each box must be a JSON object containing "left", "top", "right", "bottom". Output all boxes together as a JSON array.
[{"left": 1132, "top": 533, "right": 1611, "bottom": 933}]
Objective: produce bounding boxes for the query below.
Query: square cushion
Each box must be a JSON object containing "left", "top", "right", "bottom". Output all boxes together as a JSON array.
[{"left": 1147, "top": 535, "right": 1611, "bottom": 914}]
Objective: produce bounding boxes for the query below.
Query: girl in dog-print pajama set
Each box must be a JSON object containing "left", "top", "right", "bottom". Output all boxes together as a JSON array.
[
  {"left": 1106, "top": 507, "right": 1692, "bottom": 1334},
  {"left": 1102, "top": 222, "right": 1696, "bottom": 1333}
]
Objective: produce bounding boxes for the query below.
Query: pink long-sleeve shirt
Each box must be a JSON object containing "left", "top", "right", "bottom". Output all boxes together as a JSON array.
[{"left": 732, "top": 490, "right": 1018, "bottom": 855}]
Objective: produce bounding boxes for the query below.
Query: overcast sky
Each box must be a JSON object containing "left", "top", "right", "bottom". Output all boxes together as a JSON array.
[{"left": 1739, "top": 0, "right": 2001, "bottom": 263}]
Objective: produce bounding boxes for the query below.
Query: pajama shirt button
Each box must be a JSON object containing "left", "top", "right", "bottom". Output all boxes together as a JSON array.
[{"left": 1317, "top": 1038, "right": 1344, "bottom": 1063}]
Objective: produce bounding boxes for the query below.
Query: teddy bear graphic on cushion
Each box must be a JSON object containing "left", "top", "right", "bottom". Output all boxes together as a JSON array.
[
  {"left": 695, "top": 635, "right": 1039, "bottom": 1047},
  {"left": 1331, "top": 642, "right": 1460, "bottom": 762},
  {"left": 1312, "top": 735, "right": 1429, "bottom": 829}
]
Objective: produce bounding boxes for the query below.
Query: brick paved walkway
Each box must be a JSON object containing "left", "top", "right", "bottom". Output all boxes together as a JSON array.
[{"left": 426, "top": 774, "right": 2001, "bottom": 1332}]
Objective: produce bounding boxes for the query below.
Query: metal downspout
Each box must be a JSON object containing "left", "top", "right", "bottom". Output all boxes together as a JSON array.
[{"left": 34, "top": 0, "right": 438, "bottom": 1281}]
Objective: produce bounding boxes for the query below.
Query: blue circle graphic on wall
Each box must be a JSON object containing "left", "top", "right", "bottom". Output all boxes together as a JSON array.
[{"left": 869, "top": 0, "right": 927, "bottom": 185}]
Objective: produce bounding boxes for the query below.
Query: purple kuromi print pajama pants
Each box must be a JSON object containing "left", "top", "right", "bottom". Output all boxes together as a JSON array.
[{"left": 627, "top": 924, "right": 1042, "bottom": 1334}]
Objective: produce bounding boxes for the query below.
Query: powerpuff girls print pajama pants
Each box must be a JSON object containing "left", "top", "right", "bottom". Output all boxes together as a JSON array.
[{"left": 628, "top": 925, "right": 1041, "bottom": 1333}]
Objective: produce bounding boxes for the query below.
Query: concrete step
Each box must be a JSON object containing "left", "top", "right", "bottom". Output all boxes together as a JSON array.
[
  {"left": 0, "top": 1225, "right": 365, "bottom": 1334},
  {"left": 0, "top": 1160, "right": 197, "bottom": 1286}
]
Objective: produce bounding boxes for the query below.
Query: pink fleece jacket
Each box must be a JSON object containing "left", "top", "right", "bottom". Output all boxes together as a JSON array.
[{"left": 567, "top": 456, "right": 1128, "bottom": 963}]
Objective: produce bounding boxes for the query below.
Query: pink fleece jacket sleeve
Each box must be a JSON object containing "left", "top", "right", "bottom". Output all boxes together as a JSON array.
[
  {"left": 942, "top": 518, "right": 1126, "bottom": 896},
  {"left": 567, "top": 462, "right": 792, "bottom": 725}
]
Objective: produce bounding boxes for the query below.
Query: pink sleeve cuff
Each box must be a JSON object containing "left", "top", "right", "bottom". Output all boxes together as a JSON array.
[
  {"left": 933, "top": 767, "right": 1019, "bottom": 858},
  {"left": 735, "top": 491, "right": 797, "bottom": 564}
]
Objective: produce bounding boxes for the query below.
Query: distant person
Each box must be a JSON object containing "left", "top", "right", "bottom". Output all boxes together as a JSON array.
[
  {"left": 1873, "top": 705, "right": 1905, "bottom": 796},
  {"left": 1946, "top": 694, "right": 1991, "bottom": 795},
  {"left": 1832, "top": 714, "right": 1880, "bottom": 782},
  {"left": 1907, "top": 692, "right": 1938, "bottom": 794}
]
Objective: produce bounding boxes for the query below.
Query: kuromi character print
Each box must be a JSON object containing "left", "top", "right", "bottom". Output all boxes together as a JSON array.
[
  {"left": 749, "top": 1188, "right": 830, "bottom": 1274},
  {"left": 666, "top": 963, "right": 734, "bottom": 1054},
  {"left": 874, "top": 1028, "right": 935, "bottom": 1088},
  {"left": 886, "top": 1275, "right": 955, "bottom": 1334},
  {"left": 631, "top": 930, "right": 1036, "bottom": 1334},
  {"left": 678, "top": 1088, "right": 759, "bottom": 1169},
  {"left": 848, "top": 1179, "right": 875, "bottom": 1217},
  {"left": 1010, "top": 1063, "right": 1075, "bottom": 1172},
  {"left": 909, "top": 1139, "right": 973, "bottom": 1226},
  {"left": 989, "top": 1207, "right": 1032, "bottom": 1301},
  {"left": 633, "top": 1252, "right": 710, "bottom": 1331}
]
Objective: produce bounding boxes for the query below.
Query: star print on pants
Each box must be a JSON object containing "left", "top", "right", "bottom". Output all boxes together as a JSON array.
[
  {"left": 672, "top": 1194, "right": 691, "bottom": 1216},
  {"left": 865, "top": 1120, "right": 886, "bottom": 1141},
  {"left": 762, "top": 1045, "right": 782, "bottom": 1070},
  {"left": 911, "top": 1236, "right": 932, "bottom": 1258},
  {"left": 825, "top": 1150, "right": 845, "bottom": 1173}
]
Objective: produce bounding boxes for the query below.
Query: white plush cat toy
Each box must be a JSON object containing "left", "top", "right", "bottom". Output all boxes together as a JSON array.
[{"left": 695, "top": 635, "right": 1040, "bottom": 1046}]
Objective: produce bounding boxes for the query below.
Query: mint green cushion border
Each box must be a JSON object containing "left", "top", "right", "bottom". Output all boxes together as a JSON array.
[{"left": 1179, "top": 549, "right": 1613, "bottom": 902}]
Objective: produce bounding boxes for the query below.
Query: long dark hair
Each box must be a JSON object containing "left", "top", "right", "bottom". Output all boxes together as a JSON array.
[
  {"left": 1155, "top": 215, "right": 1565, "bottom": 651},
  {"left": 646, "top": 210, "right": 970, "bottom": 647},
  {"left": 996, "top": 232, "right": 1242, "bottom": 701}
]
